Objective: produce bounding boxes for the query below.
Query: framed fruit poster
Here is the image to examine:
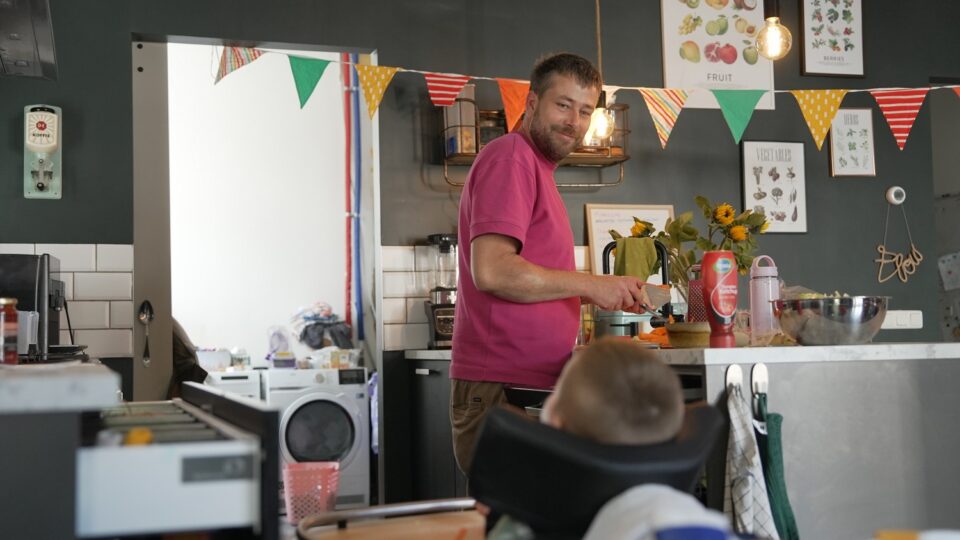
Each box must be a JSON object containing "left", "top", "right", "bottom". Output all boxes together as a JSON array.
[
  {"left": 661, "top": 0, "right": 775, "bottom": 110},
  {"left": 741, "top": 141, "right": 807, "bottom": 233},
  {"left": 801, "top": 0, "right": 865, "bottom": 76}
]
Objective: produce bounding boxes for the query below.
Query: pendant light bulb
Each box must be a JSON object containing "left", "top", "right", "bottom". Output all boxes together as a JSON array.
[
  {"left": 756, "top": 16, "right": 792, "bottom": 60},
  {"left": 591, "top": 107, "right": 616, "bottom": 140}
]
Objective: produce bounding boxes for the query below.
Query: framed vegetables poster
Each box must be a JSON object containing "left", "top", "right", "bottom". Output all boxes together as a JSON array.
[
  {"left": 741, "top": 141, "right": 807, "bottom": 233},
  {"left": 829, "top": 108, "right": 876, "bottom": 176},
  {"left": 801, "top": 0, "right": 865, "bottom": 76},
  {"left": 585, "top": 204, "right": 674, "bottom": 276},
  {"left": 661, "top": 0, "right": 775, "bottom": 110}
]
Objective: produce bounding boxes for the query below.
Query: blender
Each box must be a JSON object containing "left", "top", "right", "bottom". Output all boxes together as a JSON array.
[{"left": 424, "top": 233, "right": 458, "bottom": 349}]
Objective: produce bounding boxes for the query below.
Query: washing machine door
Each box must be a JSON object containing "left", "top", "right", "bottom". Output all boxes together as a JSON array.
[{"left": 280, "top": 392, "right": 362, "bottom": 469}]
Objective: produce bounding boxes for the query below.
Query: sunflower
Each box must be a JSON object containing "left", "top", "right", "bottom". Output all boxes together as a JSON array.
[
  {"left": 630, "top": 221, "right": 647, "bottom": 237},
  {"left": 729, "top": 225, "right": 748, "bottom": 242},
  {"left": 760, "top": 221, "right": 770, "bottom": 234},
  {"left": 714, "top": 204, "right": 735, "bottom": 226}
]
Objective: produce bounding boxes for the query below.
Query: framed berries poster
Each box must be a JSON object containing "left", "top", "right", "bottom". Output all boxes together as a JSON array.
[
  {"left": 800, "top": 0, "right": 865, "bottom": 77},
  {"left": 661, "top": 0, "right": 776, "bottom": 110}
]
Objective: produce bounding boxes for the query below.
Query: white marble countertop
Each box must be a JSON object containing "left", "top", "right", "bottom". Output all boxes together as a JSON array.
[{"left": 657, "top": 342, "right": 960, "bottom": 365}]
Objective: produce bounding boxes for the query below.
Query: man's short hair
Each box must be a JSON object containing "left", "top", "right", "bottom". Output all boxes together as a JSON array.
[
  {"left": 554, "top": 338, "right": 684, "bottom": 445},
  {"left": 529, "top": 52, "right": 603, "bottom": 96}
]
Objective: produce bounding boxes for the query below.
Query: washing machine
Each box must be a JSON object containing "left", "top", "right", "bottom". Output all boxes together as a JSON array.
[{"left": 261, "top": 367, "right": 369, "bottom": 509}]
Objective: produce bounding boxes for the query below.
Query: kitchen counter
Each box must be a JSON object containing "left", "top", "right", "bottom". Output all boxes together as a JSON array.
[
  {"left": 405, "top": 349, "right": 452, "bottom": 361},
  {"left": 668, "top": 341, "right": 960, "bottom": 538}
]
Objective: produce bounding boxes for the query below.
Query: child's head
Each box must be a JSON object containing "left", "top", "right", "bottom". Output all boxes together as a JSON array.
[{"left": 542, "top": 338, "right": 684, "bottom": 445}]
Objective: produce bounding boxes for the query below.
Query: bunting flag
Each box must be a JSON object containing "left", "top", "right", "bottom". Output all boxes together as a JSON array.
[
  {"left": 355, "top": 64, "right": 401, "bottom": 119},
  {"left": 955, "top": 87, "right": 960, "bottom": 100},
  {"left": 639, "top": 88, "right": 689, "bottom": 149},
  {"left": 287, "top": 57, "right": 331, "bottom": 109},
  {"left": 424, "top": 73, "right": 471, "bottom": 107},
  {"left": 215, "top": 47, "right": 264, "bottom": 83},
  {"left": 871, "top": 88, "right": 930, "bottom": 150},
  {"left": 789, "top": 89, "right": 849, "bottom": 150},
  {"left": 497, "top": 79, "right": 530, "bottom": 132},
  {"left": 711, "top": 90, "right": 768, "bottom": 144}
]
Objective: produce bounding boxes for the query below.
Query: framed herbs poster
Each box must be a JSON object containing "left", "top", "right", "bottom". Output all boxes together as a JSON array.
[
  {"left": 801, "top": 0, "right": 865, "bottom": 76},
  {"left": 742, "top": 141, "right": 807, "bottom": 233},
  {"left": 829, "top": 108, "right": 876, "bottom": 176},
  {"left": 661, "top": 0, "right": 775, "bottom": 110}
]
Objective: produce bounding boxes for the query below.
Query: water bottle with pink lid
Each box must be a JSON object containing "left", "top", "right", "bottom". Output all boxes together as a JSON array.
[{"left": 749, "top": 255, "right": 781, "bottom": 346}]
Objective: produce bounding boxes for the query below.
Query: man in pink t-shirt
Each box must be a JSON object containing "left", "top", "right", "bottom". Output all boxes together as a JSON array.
[{"left": 450, "top": 53, "right": 655, "bottom": 474}]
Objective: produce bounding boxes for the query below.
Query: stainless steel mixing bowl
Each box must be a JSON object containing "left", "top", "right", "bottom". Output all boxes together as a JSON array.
[{"left": 772, "top": 296, "right": 890, "bottom": 346}]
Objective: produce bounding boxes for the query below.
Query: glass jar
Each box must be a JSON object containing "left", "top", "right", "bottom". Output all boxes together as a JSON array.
[{"left": 1, "top": 297, "right": 18, "bottom": 365}]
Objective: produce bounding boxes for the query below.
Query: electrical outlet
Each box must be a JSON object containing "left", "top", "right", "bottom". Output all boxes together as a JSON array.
[{"left": 880, "top": 310, "right": 923, "bottom": 330}]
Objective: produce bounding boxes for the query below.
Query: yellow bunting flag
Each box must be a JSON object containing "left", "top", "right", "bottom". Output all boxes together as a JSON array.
[
  {"left": 639, "top": 88, "right": 689, "bottom": 149},
  {"left": 497, "top": 79, "right": 530, "bottom": 132},
  {"left": 215, "top": 47, "right": 264, "bottom": 84},
  {"left": 789, "top": 90, "right": 849, "bottom": 150},
  {"left": 355, "top": 64, "right": 400, "bottom": 119}
]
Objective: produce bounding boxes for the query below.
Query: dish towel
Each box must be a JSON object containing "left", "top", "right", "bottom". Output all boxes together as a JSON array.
[
  {"left": 755, "top": 393, "right": 800, "bottom": 540},
  {"left": 723, "top": 385, "right": 780, "bottom": 539},
  {"left": 614, "top": 237, "right": 659, "bottom": 281}
]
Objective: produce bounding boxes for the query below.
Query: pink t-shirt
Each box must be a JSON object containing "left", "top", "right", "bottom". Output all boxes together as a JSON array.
[{"left": 451, "top": 132, "right": 579, "bottom": 389}]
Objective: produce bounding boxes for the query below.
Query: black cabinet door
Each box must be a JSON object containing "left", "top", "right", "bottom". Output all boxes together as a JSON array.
[{"left": 411, "top": 360, "right": 467, "bottom": 499}]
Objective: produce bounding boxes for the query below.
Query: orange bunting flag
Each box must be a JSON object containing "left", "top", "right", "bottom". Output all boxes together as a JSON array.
[
  {"left": 355, "top": 64, "right": 400, "bottom": 119},
  {"left": 871, "top": 88, "right": 930, "bottom": 150},
  {"left": 639, "top": 88, "right": 689, "bottom": 149},
  {"left": 954, "top": 87, "right": 960, "bottom": 100},
  {"left": 424, "top": 73, "right": 471, "bottom": 107},
  {"left": 497, "top": 79, "right": 530, "bottom": 132},
  {"left": 789, "top": 90, "right": 849, "bottom": 150},
  {"left": 215, "top": 47, "right": 264, "bottom": 84}
]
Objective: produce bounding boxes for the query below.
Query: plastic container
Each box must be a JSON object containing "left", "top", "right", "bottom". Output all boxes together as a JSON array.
[
  {"left": 701, "top": 251, "right": 738, "bottom": 348},
  {"left": 749, "top": 256, "right": 781, "bottom": 346},
  {"left": 1, "top": 298, "right": 18, "bottom": 364},
  {"left": 283, "top": 462, "right": 340, "bottom": 524}
]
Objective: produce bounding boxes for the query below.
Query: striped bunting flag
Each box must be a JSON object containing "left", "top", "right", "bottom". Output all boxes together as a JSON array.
[
  {"left": 215, "top": 47, "right": 264, "bottom": 83},
  {"left": 639, "top": 88, "right": 689, "bottom": 149},
  {"left": 424, "top": 73, "right": 471, "bottom": 107},
  {"left": 870, "top": 88, "right": 929, "bottom": 150}
]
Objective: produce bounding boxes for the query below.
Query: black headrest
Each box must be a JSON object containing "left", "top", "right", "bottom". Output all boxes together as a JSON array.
[{"left": 468, "top": 404, "right": 724, "bottom": 536}]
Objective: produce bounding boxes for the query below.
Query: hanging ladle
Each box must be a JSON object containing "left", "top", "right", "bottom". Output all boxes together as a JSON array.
[{"left": 137, "top": 300, "right": 155, "bottom": 367}]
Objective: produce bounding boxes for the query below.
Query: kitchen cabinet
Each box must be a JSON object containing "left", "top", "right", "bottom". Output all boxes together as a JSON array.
[{"left": 409, "top": 356, "right": 468, "bottom": 500}]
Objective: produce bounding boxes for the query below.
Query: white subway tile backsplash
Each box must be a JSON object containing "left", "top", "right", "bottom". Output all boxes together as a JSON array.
[
  {"left": 74, "top": 272, "right": 132, "bottom": 301},
  {"left": 382, "top": 298, "right": 406, "bottom": 324},
  {"left": 0, "top": 244, "right": 35, "bottom": 255},
  {"left": 574, "top": 246, "right": 590, "bottom": 272},
  {"left": 36, "top": 244, "right": 97, "bottom": 271},
  {"left": 381, "top": 246, "right": 416, "bottom": 271},
  {"left": 406, "top": 297, "right": 429, "bottom": 324},
  {"left": 383, "top": 271, "right": 429, "bottom": 298},
  {"left": 53, "top": 273, "right": 74, "bottom": 301},
  {"left": 110, "top": 301, "right": 135, "bottom": 329},
  {"left": 96, "top": 245, "right": 134, "bottom": 271},
  {"left": 74, "top": 329, "right": 133, "bottom": 358},
  {"left": 61, "top": 301, "right": 109, "bottom": 330},
  {"left": 383, "top": 323, "right": 429, "bottom": 351}
]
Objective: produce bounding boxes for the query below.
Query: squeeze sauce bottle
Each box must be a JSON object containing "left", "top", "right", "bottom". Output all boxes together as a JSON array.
[
  {"left": 702, "top": 251, "right": 738, "bottom": 348},
  {"left": 749, "top": 255, "right": 781, "bottom": 347}
]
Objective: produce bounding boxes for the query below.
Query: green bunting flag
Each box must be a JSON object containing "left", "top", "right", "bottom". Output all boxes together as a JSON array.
[
  {"left": 288, "top": 56, "right": 332, "bottom": 108},
  {"left": 711, "top": 90, "right": 768, "bottom": 144}
]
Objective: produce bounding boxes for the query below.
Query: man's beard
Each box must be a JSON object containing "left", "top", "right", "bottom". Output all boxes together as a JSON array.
[{"left": 528, "top": 112, "right": 580, "bottom": 163}]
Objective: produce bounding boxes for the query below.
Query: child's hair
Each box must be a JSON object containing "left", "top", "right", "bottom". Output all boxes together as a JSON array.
[{"left": 552, "top": 338, "right": 684, "bottom": 445}]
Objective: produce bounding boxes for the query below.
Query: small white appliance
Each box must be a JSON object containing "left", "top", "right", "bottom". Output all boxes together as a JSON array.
[
  {"left": 204, "top": 370, "right": 262, "bottom": 400},
  {"left": 261, "top": 367, "right": 370, "bottom": 509}
]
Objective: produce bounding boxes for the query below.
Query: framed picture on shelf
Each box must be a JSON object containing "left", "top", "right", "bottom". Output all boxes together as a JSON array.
[
  {"left": 800, "top": 0, "right": 865, "bottom": 77},
  {"left": 741, "top": 141, "right": 807, "bottom": 233},
  {"left": 660, "top": 0, "right": 775, "bottom": 110},
  {"left": 585, "top": 204, "right": 674, "bottom": 276},
  {"left": 829, "top": 108, "right": 876, "bottom": 176}
]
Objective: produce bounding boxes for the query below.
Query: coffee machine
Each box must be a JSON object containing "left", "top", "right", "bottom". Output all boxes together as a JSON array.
[
  {"left": 424, "top": 233, "right": 457, "bottom": 349},
  {"left": 0, "top": 253, "right": 66, "bottom": 360}
]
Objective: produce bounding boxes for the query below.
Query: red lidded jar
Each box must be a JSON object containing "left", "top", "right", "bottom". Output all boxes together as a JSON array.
[{"left": 1, "top": 298, "right": 18, "bottom": 365}]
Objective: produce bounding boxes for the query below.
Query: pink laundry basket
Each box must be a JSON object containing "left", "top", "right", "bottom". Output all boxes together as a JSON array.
[{"left": 283, "top": 462, "right": 340, "bottom": 524}]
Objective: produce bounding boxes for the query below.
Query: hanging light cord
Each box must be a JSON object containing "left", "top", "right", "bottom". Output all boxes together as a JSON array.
[{"left": 595, "top": 0, "right": 603, "bottom": 79}]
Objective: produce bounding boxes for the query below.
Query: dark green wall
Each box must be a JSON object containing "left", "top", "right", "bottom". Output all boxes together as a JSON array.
[{"left": 1, "top": 0, "right": 957, "bottom": 340}]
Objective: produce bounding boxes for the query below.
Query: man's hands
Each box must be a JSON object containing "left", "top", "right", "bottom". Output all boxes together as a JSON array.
[{"left": 584, "top": 275, "right": 655, "bottom": 313}]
